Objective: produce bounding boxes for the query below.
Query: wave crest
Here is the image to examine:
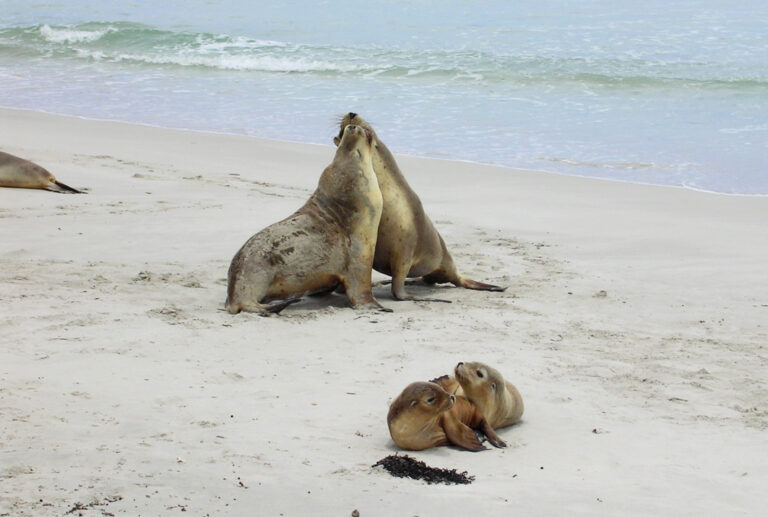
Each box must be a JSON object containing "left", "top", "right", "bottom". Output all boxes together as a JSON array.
[
  {"left": 1, "top": 21, "right": 765, "bottom": 87},
  {"left": 39, "top": 23, "right": 114, "bottom": 44}
]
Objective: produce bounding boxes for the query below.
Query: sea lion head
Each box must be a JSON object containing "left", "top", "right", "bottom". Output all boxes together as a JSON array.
[
  {"left": 455, "top": 361, "right": 523, "bottom": 428},
  {"left": 386, "top": 381, "right": 456, "bottom": 450},
  {"left": 454, "top": 361, "right": 503, "bottom": 408},
  {"left": 336, "top": 123, "right": 373, "bottom": 153},
  {"left": 334, "top": 112, "right": 376, "bottom": 147},
  {"left": 387, "top": 381, "right": 455, "bottom": 423},
  {"left": 332, "top": 124, "right": 375, "bottom": 173}
]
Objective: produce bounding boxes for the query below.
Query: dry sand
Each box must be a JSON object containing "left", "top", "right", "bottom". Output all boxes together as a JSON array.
[{"left": 1, "top": 107, "right": 767, "bottom": 516}]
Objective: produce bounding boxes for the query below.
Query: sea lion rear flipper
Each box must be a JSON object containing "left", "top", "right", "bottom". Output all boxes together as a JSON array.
[
  {"left": 48, "top": 180, "right": 85, "bottom": 194},
  {"left": 480, "top": 419, "right": 507, "bottom": 449},
  {"left": 455, "top": 277, "right": 506, "bottom": 292},
  {"left": 430, "top": 375, "right": 461, "bottom": 395}
]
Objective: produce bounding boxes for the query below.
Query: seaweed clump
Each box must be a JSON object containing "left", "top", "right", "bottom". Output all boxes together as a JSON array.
[{"left": 372, "top": 454, "right": 474, "bottom": 485}]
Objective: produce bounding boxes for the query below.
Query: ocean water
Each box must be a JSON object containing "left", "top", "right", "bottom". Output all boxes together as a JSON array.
[{"left": 1, "top": 1, "right": 767, "bottom": 194}]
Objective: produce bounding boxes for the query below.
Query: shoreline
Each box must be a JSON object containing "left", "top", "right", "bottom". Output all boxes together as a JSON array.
[
  {"left": 2, "top": 107, "right": 767, "bottom": 516},
  {"left": 3, "top": 105, "right": 763, "bottom": 198}
]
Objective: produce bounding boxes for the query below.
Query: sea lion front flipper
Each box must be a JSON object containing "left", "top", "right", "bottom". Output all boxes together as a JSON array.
[
  {"left": 442, "top": 417, "right": 486, "bottom": 452},
  {"left": 390, "top": 267, "right": 452, "bottom": 303},
  {"left": 343, "top": 274, "right": 393, "bottom": 312},
  {"left": 48, "top": 180, "right": 85, "bottom": 194},
  {"left": 480, "top": 419, "right": 507, "bottom": 448}
]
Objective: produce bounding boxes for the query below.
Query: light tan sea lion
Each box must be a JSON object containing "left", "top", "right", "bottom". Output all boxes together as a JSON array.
[
  {"left": 454, "top": 361, "right": 524, "bottom": 429},
  {"left": 0, "top": 151, "right": 83, "bottom": 193},
  {"left": 334, "top": 113, "right": 504, "bottom": 302},
  {"left": 225, "top": 124, "right": 390, "bottom": 315},
  {"left": 387, "top": 381, "right": 506, "bottom": 451}
]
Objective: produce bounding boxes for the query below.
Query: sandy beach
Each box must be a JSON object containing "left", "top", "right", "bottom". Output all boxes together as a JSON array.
[{"left": 1, "top": 107, "right": 767, "bottom": 516}]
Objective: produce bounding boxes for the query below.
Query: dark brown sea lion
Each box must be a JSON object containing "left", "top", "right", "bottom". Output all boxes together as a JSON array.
[
  {"left": 387, "top": 381, "right": 506, "bottom": 451},
  {"left": 334, "top": 113, "right": 504, "bottom": 302},
  {"left": 225, "top": 124, "right": 390, "bottom": 314},
  {"left": 0, "top": 151, "right": 83, "bottom": 193}
]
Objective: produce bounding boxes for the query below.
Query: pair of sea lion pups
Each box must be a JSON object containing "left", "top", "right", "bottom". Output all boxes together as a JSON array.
[
  {"left": 226, "top": 113, "right": 504, "bottom": 314},
  {"left": 388, "top": 361, "right": 524, "bottom": 452}
]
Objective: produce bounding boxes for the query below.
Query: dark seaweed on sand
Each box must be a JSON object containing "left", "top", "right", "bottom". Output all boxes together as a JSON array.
[{"left": 372, "top": 454, "right": 475, "bottom": 485}]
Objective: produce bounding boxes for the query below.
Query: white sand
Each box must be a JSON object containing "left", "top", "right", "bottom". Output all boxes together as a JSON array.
[{"left": 1, "top": 107, "right": 767, "bottom": 516}]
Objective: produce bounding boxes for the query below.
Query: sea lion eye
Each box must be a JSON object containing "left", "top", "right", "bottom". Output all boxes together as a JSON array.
[
  {"left": 426, "top": 397, "right": 435, "bottom": 404},
  {"left": 476, "top": 370, "right": 484, "bottom": 378}
]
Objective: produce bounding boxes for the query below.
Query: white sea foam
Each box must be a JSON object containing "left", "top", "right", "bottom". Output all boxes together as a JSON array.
[
  {"left": 84, "top": 50, "right": 371, "bottom": 73},
  {"left": 39, "top": 24, "right": 112, "bottom": 44}
]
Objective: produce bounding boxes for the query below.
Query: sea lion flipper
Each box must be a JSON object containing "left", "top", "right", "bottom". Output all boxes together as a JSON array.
[
  {"left": 264, "top": 297, "right": 302, "bottom": 314},
  {"left": 389, "top": 267, "right": 411, "bottom": 301},
  {"left": 390, "top": 269, "right": 452, "bottom": 303},
  {"left": 343, "top": 276, "right": 392, "bottom": 312},
  {"left": 480, "top": 419, "right": 507, "bottom": 449},
  {"left": 231, "top": 297, "right": 302, "bottom": 315},
  {"left": 455, "top": 277, "right": 506, "bottom": 292},
  {"left": 48, "top": 180, "right": 84, "bottom": 194},
  {"left": 430, "top": 375, "right": 461, "bottom": 396},
  {"left": 442, "top": 417, "right": 486, "bottom": 452}
]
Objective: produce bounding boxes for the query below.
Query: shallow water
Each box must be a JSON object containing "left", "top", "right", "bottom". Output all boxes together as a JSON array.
[{"left": 2, "top": 0, "right": 767, "bottom": 193}]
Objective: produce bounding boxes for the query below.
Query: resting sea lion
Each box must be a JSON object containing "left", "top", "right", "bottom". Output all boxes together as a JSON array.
[
  {"left": 225, "top": 124, "right": 390, "bottom": 314},
  {"left": 454, "top": 361, "right": 524, "bottom": 429},
  {"left": 0, "top": 151, "right": 83, "bottom": 193},
  {"left": 334, "top": 113, "right": 504, "bottom": 301},
  {"left": 387, "top": 381, "right": 506, "bottom": 451}
]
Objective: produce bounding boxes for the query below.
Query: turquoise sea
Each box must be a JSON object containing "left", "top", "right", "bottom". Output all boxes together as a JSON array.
[{"left": 1, "top": 1, "right": 767, "bottom": 194}]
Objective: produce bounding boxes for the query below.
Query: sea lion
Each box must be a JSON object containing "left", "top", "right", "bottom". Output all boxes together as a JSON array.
[
  {"left": 334, "top": 113, "right": 504, "bottom": 302},
  {"left": 0, "top": 151, "right": 83, "bottom": 193},
  {"left": 454, "top": 361, "right": 524, "bottom": 429},
  {"left": 225, "top": 124, "right": 390, "bottom": 314},
  {"left": 387, "top": 381, "right": 506, "bottom": 451}
]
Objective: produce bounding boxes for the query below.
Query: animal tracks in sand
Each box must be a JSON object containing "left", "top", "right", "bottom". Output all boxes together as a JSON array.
[{"left": 73, "top": 153, "right": 310, "bottom": 201}]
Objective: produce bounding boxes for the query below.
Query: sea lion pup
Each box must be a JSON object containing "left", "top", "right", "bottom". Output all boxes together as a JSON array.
[
  {"left": 387, "top": 381, "right": 506, "bottom": 451},
  {"left": 333, "top": 113, "right": 504, "bottom": 302},
  {"left": 225, "top": 124, "right": 390, "bottom": 315},
  {"left": 0, "top": 151, "right": 83, "bottom": 193},
  {"left": 454, "top": 361, "right": 524, "bottom": 429}
]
